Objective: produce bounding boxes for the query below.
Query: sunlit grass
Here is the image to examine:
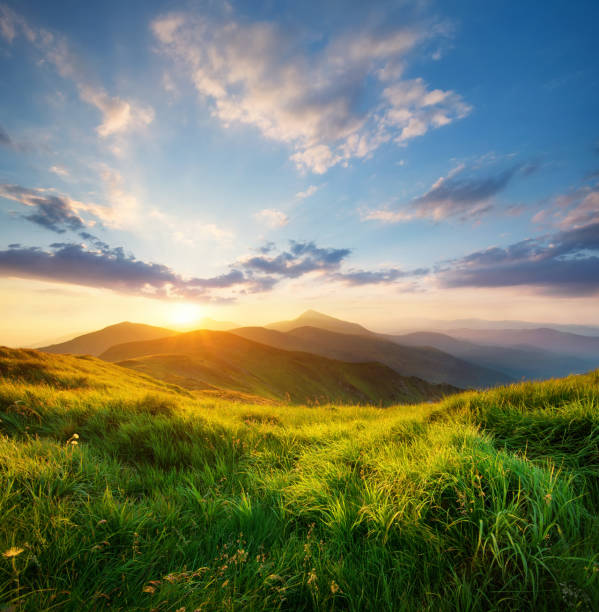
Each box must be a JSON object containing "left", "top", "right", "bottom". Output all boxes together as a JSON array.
[{"left": 0, "top": 348, "right": 598, "bottom": 610}]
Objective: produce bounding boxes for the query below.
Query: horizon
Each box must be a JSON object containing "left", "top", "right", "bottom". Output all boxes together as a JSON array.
[
  {"left": 1, "top": 1, "right": 599, "bottom": 346},
  {"left": 16, "top": 308, "right": 599, "bottom": 351}
]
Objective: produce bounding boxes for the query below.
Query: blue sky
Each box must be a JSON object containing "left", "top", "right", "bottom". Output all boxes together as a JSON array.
[{"left": 0, "top": 0, "right": 598, "bottom": 343}]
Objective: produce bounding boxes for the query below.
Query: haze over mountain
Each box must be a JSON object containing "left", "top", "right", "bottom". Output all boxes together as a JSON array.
[
  {"left": 445, "top": 328, "right": 599, "bottom": 359},
  {"left": 38, "top": 322, "right": 178, "bottom": 357},
  {"left": 195, "top": 317, "right": 239, "bottom": 331},
  {"left": 390, "top": 318, "right": 599, "bottom": 337},
  {"left": 393, "top": 331, "right": 597, "bottom": 380},
  {"left": 266, "top": 310, "right": 374, "bottom": 337},
  {"left": 232, "top": 325, "right": 511, "bottom": 388},
  {"left": 99, "top": 329, "right": 457, "bottom": 404}
]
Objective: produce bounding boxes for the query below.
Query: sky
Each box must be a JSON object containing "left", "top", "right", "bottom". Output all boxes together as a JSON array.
[{"left": 0, "top": 0, "right": 598, "bottom": 345}]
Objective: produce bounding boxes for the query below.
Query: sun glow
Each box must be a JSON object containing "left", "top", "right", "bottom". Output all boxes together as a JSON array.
[{"left": 169, "top": 303, "right": 203, "bottom": 327}]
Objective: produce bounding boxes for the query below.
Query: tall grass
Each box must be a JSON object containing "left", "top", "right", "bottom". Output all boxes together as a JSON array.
[{"left": 0, "top": 349, "right": 598, "bottom": 610}]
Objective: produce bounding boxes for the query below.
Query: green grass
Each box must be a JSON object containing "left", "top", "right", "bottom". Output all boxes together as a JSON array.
[{"left": 0, "top": 347, "right": 598, "bottom": 610}]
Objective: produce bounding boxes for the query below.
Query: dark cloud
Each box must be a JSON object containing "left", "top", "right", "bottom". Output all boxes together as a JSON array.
[
  {"left": 366, "top": 162, "right": 536, "bottom": 223},
  {"left": 0, "top": 125, "right": 12, "bottom": 147},
  {"left": 0, "top": 242, "right": 245, "bottom": 300},
  {"left": 242, "top": 241, "right": 351, "bottom": 278},
  {"left": 0, "top": 184, "right": 85, "bottom": 233},
  {"left": 410, "top": 164, "right": 524, "bottom": 220},
  {"left": 333, "top": 267, "right": 428, "bottom": 285},
  {"left": 0, "top": 236, "right": 415, "bottom": 299},
  {"left": 440, "top": 222, "right": 599, "bottom": 295}
]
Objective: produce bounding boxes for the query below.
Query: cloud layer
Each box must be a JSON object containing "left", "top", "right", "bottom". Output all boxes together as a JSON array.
[
  {"left": 152, "top": 10, "right": 470, "bottom": 174},
  {"left": 439, "top": 222, "right": 599, "bottom": 295},
  {"left": 365, "top": 162, "right": 533, "bottom": 223},
  {"left": 0, "top": 238, "right": 423, "bottom": 301}
]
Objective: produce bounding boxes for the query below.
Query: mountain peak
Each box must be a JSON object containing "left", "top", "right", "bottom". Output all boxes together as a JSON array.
[
  {"left": 267, "top": 310, "right": 375, "bottom": 336},
  {"left": 298, "top": 309, "right": 334, "bottom": 320}
]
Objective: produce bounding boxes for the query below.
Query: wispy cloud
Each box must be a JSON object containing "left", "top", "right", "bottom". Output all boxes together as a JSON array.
[
  {"left": 255, "top": 208, "right": 289, "bottom": 228},
  {"left": 49, "top": 165, "right": 69, "bottom": 178},
  {"left": 364, "top": 162, "right": 532, "bottom": 223},
  {"left": 0, "top": 183, "right": 100, "bottom": 233},
  {"left": 152, "top": 10, "right": 469, "bottom": 174},
  {"left": 0, "top": 4, "right": 153, "bottom": 140},
  {"left": 295, "top": 185, "right": 319, "bottom": 200},
  {"left": 532, "top": 180, "right": 599, "bottom": 230}
]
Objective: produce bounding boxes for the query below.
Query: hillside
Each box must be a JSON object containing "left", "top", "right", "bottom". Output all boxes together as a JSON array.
[
  {"left": 266, "top": 309, "right": 374, "bottom": 336},
  {"left": 232, "top": 325, "right": 512, "bottom": 388},
  {"left": 100, "top": 330, "right": 457, "bottom": 404},
  {"left": 393, "top": 331, "right": 597, "bottom": 380},
  {"left": 38, "top": 321, "right": 178, "bottom": 356},
  {"left": 0, "top": 348, "right": 598, "bottom": 610}
]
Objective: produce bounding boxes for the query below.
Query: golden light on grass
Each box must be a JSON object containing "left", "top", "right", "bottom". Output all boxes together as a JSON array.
[{"left": 3, "top": 547, "right": 24, "bottom": 559}]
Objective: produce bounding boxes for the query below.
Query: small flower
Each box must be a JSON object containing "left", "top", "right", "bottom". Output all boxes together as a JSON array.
[
  {"left": 3, "top": 547, "right": 24, "bottom": 558},
  {"left": 330, "top": 580, "right": 341, "bottom": 594}
]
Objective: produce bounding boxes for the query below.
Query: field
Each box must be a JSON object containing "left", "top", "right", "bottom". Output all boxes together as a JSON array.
[{"left": 0, "top": 347, "right": 598, "bottom": 610}]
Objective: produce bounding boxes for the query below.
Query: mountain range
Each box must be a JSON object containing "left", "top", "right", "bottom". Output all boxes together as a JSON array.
[
  {"left": 30, "top": 309, "right": 599, "bottom": 404},
  {"left": 100, "top": 329, "right": 457, "bottom": 405}
]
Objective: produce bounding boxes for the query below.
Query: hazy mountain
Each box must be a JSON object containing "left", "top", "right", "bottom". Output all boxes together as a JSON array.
[
  {"left": 393, "top": 331, "right": 597, "bottom": 380},
  {"left": 445, "top": 328, "right": 599, "bottom": 359},
  {"left": 231, "top": 325, "right": 511, "bottom": 388},
  {"left": 390, "top": 318, "right": 599, "bottom": 336},
  {"left": 38, "top": 322, "right": 178, "bottom": 356},
  {"left": 197, "top": 317, "right": 239, "bottom": 331},
  {"left": 266, "top": 310, "right": 374, "bottom": 336},
  {"left": 100, "top": 329, "right": 458, "bottom": 405}
]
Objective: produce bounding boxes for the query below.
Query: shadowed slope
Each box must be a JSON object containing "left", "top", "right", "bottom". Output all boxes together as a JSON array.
[
  {"left": 100, "top": 330, "right": 459, "bottom": 404},
  {"left": 232, "top": 325, "right": 511, "bottom": 388},
  {"left": 38, "top": 322, "right": 178, "bottom": 356}
]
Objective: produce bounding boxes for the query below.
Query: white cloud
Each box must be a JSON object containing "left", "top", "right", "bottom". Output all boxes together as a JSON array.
[
  {"left": 152, "top": 10, "right": 470, "bottom": 174},
  {"left": 255, "top": 208, "right": 289, "bottom": 228},
  {"left": 1, "top": 6, "right": 153, "bottom": 140},
  {"left": 49, "top": 165, "right": 69, "bottom": 177},
  {"left": 296, "top": 185, "right": 319, "bottom": 200}
]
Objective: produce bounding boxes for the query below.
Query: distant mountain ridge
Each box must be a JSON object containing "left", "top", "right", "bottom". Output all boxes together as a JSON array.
[
  {"left": 232, "top": 325, "right": 512, "bottom": 388},
  {"left": 445, "top": 327, "right": 599, "bottom": 358},
  {"left": 99, "top": 329, "right": 458, "bottom": 405},
  {"left": 38, "top": 322, "right": 178, "bottom": 357}
]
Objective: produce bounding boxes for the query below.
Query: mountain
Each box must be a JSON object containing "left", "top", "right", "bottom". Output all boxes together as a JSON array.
[
  {"left": 445, "top": 327, "right": 599, "bottom": 359},
  {"left": 231, "top": 326, "right": 512, "bottom": 388},
  {"left": 197, "top": 317, "right": 239, "bottom": 331},
  {"left": 393, "top": 331, "right": 597, "bottom": 380},
  {"left": 389, "top": 317, "right": 599, "bottom": 336},
  {"left": 99, "top": 329, "right": 458, "bottom": 405},
  {"left": 38, "top": 322, "right": 178, "bottom": 356},
  {"left": 266, "top": 310, "right": 374, "bottom": 336}
]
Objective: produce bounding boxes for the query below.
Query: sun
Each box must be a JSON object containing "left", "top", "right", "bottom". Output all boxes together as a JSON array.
[{"left": 169, "top": 303, "right": 203, "bottom": 327}]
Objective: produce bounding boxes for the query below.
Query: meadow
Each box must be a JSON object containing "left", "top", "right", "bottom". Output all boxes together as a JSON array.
[{"left": 0, "top": 347, "right": 598, "bottom": 610}]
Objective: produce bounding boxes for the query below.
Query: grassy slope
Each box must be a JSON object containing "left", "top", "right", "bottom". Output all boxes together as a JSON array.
[
  {"left": 0, "top": 348, "right": 598, "bottom": 610},
  {"left": 100, "top": 330, "right": 457, "bottom": 405},
  {"left": 233, "top": 325, "right": 512, "bottom": 388}
]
